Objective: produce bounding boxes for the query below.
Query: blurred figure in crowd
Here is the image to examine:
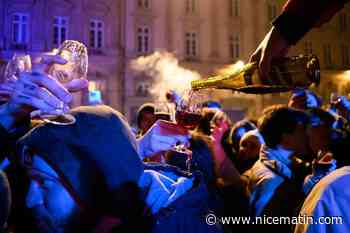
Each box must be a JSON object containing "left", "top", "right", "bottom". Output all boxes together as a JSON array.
[
  {"left": 237, "top": 129, "right": 265, "bottom": 174},
  {"left": 244, "top": 105, "right": 310, "bottom": 232},
  {"left": 136, "top": 103, "right": 157, "bottom": 138}
]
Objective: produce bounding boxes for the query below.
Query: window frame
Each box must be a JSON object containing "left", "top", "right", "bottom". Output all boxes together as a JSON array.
[
  {"left": 89, "top": 19, "right": 105, "bottom": 50},
  {"left": 53, "top": 16, "right": 69, "bottom": 46},
  {"left": 11, "top": 12, "right": 29, "bottom": 46}
]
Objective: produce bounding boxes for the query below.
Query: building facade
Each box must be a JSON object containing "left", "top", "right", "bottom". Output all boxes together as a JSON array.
[
  {"left": 1, "top": 0, "right": 350, "bottom": 122},
  {"left": 0, "top": 0, "right": 124, "bottom": 110}
]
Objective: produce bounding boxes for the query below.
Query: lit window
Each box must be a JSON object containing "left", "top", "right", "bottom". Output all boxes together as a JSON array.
[
  {"left": 137, "top": 26, "right": 151, "bottom": 53},
  {"left": 341, "top": 45, "right": 350, "bottom": 67},
  {"left": 135, "top": 80, "right": 151, "bottom": 97},
  {"left": 12, "top": 13, "right": 29, "bottom": 45},
  {"left": 53, "top": 16, "right": 68, "bottom": 46},
  {"left": 229, "top": 0, "right": 239, "bottom": 17},
  {"left": 138, "top": 0, "right": 150, "bottom": 9},
  {"left": 229, "top": 35, "right": 240, "bottom": 59},
  {"left": 185, "top": 0, "right": 196, "bottom": 14},
  {"left": 323, "top": 44, "right": 332, "bottom": 67},
  {"left": 90, "top": 19, "right": 104, "bottom": 49},
  {"left": 339, "top": 13, "right": 347, "bottom": 32},
  {"left": 304, "top": 41, "right": 313, "bottom": 54},
  {"left": 185, "top": 32, "right": 198, "bottom": 58}
]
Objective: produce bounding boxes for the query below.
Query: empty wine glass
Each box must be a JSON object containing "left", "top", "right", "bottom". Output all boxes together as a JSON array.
[
  {"left": 37, "top": 40, "right": 88, "bottom": 125},
  {"left": 4, "top": 41, "right": 88, "bottom": 125},
  {"left": 2, "top": 54, "right": 32, "bottom": 101},
  {"left": 4, "top": 53, "right": 32, "bottom": 81}
]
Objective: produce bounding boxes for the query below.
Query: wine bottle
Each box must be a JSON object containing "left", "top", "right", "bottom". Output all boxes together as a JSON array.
[{"left": 191, "top": 54, "right": 320, "bottom": 94}]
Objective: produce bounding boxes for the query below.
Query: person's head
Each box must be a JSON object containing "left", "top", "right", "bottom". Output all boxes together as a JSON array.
[
  {"left": 236, "top": 129, "right": 264, "bottom": 173},
  {"left": 195, "top": 108, "right": 232, "bottom": 136},
  {"left": 16, "top": 106, "right": 145, "bottom": 233},
  {"left": 238, "top": 129, "right": 264, "bottom": 162},
  {"left": 202, "top": 101, "right": 222, "bottom": 110},
  {"left": 258, "top": 105, "right": 310, "bottom": 154},
  {"left": 229, "top": 119, "right": 257, "bottom": 153},
  {"left": 195, "top": 108, "right": 218, "bottom": 136},
  {"left": 137, "top": 103, "right": 156, "bottom": 135},
  {"left": 306, "top": 108, "right": 336, "bottom": 155},
  {"left": 288, "top": 89, "right": 322, "bottom": 110}
]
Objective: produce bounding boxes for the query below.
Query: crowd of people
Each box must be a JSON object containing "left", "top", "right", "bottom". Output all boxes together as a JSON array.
[
  {"left": 0, "top": 0, "right": 350, "bottom": 233},
  {"left": 0, "top": 55, "right": 350, "bottom": 233}
]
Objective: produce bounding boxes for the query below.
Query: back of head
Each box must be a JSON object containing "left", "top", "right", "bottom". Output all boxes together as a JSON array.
[
  {"left": 307, "top": 107, "right": 335, "bottom": 128},
  {"left": 258, "top": 105, "right": 309, "bottom": 148},
  {"left": 229, "top": 119, "right": 257, "bottom": 152}
]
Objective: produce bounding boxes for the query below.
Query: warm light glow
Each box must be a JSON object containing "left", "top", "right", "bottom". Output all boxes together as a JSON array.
[
  {"left": 235, "top": 60, "right": 245, "bottom": 70},
  {"left": 88, "top": 81, "right": 97, "bottom": 91},
  {"left": 217, "top": 60, "right": 245, "bottom": 76}
]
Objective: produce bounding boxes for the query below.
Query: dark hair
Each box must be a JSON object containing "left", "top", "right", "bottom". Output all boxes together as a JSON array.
[
  {"left": 307, "top": 108, "right": 335, "bottom": 128},
  {"left": 229, "top": 119, "right": 257, "bottom": 152},
  {"left": 195, "top": 108, "right": 217, "bottom": 136},
  {"left": 329, "top": 129, "right": 350, "bottom": 167},
  {"left": 202, "top": 101, "right": 222, "bottom": 109},
  {"left": 258, "top": 105, "right": 309, "bottom": 148},
  {"left": 136, "top": 103, "right": 155, "bottom": 128}
]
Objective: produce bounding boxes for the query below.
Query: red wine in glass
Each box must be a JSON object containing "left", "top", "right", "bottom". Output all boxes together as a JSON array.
[{"left": 175, "top": 110, "right": 201, "bottom": 130}]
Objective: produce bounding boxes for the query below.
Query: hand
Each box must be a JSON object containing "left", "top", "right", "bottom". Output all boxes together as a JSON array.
[
  {"left": 0, "top": 72, "right": 71, "bottom": 131},
  {"left": 249, "top": 26, "right": 290, "bottom": 83},
  {"left": 312, "top": 152, "right": 336, "bottom": 177},
  {"left": 333, "top": 96, "right": 350, "bottom": 121},
  {"left": 138, "top": 170, "right": 174, "bottom": 214},
  {"left": 33, "top": 54, "right": 88, "bottom": 92},
  {"left": 137, "top": 120, "right": 190, "bottom": 159}
]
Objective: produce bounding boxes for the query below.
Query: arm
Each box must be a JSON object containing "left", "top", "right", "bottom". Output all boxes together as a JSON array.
[{"left": 274, "top": 0, "right": 347, "bottom": 45}]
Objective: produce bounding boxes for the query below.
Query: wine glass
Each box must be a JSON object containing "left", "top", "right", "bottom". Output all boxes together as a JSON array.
[
  {"left": 175, "top": 90, "right": 203, "bottom": 130},
  {"left": 36, "top": 40, "right": 88, "bottom": 125},
  {"left": 4, "top": 41, "right": 88, "bottom": 125},
  {"left": 2, "top": 54, "right": 32, "bottom": 101}
]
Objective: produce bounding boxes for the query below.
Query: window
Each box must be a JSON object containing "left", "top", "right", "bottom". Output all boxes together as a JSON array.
[
  {"left": 53, "top": 17, "right": 68, "bottom": 46},
  {"left": 339, "top": 13, "right": 347, "bottom": 32},
  {"left": 135, "top": 79, "right": 151, "bottom": 97},
  {"left": 268, "top": 4, "right": 277, "bottom": 21},
  {"left": 304, "top": 41, "right": 313, "bottom": 54},
  {"left": 229, "top": 35, "right": 240, "bottom": 59},
  {"left": 185, "top": 32, "right": 198, "bottom": 58},
  {"left": 137, "top": 26, "right": 151, "bottom": 53},
  {"left": 138, "top": 0, "right": 150, "bottom": 9},
  {"left": 185, "top": 0, "right": 196, "bottom": 14},
  {"left": 323, "top": 44, "right": 332, "bottom": 67},
  {"left": 12, "top": 13, "right": 29, "bottom": 45},
  {"left": 229, "top": 0, "right": 239, "bottom": 17},
  {"left": 89, "top": 20, "right": 104, "bottom": 49},
  {"left": 341, "top": 45, "right": 350, "bottom": 67}
]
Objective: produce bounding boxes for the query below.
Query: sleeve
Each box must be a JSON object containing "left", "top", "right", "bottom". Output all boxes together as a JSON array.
[{"left": 273, "top": 0, "right": 347, "bottom": 45}]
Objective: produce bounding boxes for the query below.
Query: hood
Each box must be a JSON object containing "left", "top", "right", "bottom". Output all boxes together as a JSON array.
[{"left": 16, "top": 105, "right": 144, "bottom": 218}]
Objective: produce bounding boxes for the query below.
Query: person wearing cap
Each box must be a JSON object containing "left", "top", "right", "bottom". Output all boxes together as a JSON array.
[
  {"left": 136, "top": 103, "right": 157, "bottom": 138},
  {"left": 0, "top": 64, "right": 224, "bottom": 233}
]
